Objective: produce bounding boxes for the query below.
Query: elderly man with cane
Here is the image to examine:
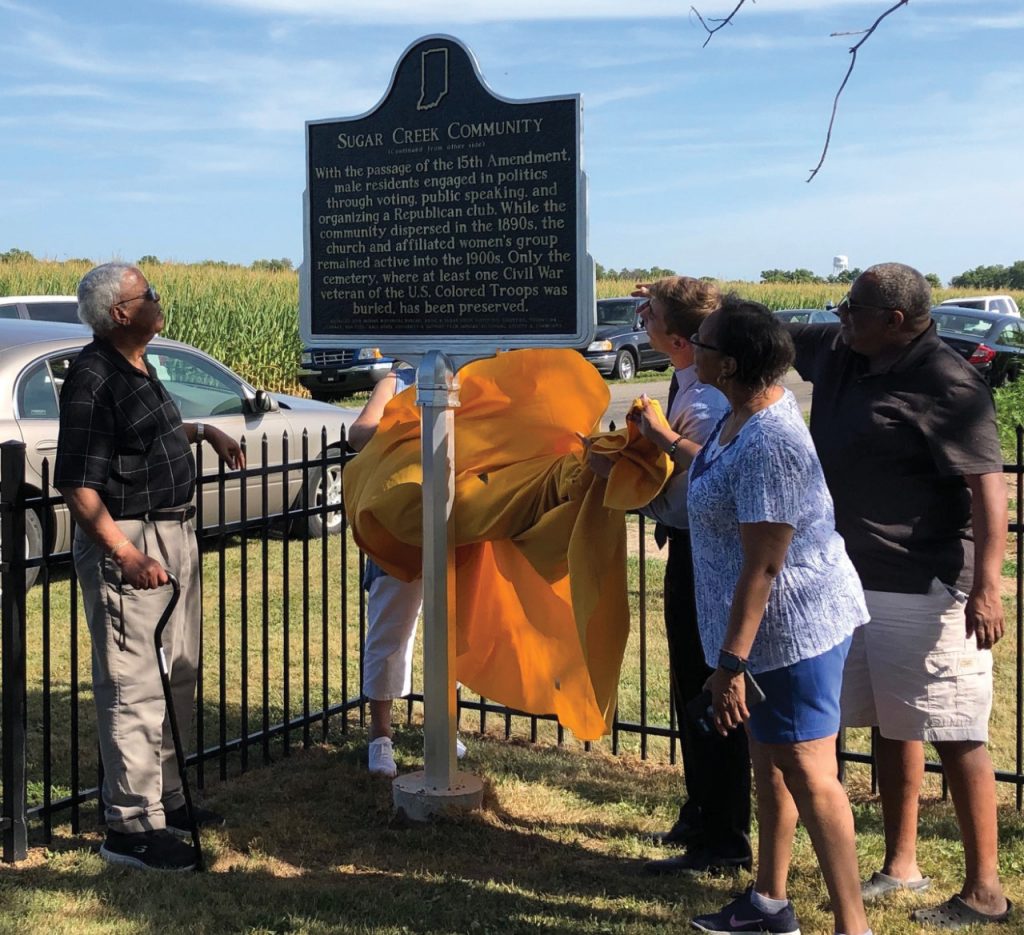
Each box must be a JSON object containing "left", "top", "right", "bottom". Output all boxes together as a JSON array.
[{"left": 55, "top": 262, "right": 244, "bottom": 871}]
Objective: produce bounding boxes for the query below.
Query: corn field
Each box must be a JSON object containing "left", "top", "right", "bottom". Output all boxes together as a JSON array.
[
  {"left": 3, "top": 260, "right": 1022, "bottom": 396},
  {"left": 0, "top": 259, "right": 301, "bottom": 394}
]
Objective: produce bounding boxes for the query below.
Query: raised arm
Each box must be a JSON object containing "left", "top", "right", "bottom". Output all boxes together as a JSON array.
[{"left": 347, "top": 369, "right": 401, "bottom": 452}]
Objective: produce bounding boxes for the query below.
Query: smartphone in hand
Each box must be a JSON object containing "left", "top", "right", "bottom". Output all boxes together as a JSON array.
[
  {"left": 684, "top": 670, "right": 766, "bottom": 737},
  {"left": 743, "top": 669, "right": 766, "bottom": 706}
]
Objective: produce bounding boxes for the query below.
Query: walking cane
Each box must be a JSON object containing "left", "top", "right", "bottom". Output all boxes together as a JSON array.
[{"left": 153, "top": 572, "right": 205, "bottom": 871}]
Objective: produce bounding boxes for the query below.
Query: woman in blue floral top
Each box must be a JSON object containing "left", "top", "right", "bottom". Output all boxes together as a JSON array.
[{"left": 685, "top": 297, "right": 871, "bottom": 935}]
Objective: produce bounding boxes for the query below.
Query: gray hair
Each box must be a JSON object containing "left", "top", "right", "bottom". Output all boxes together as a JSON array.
[
  {"left": 77, "top": 262, "right": 135, "bottom": 334},
  {"left": 860, "top": 262, "right": 932, "bottom": 327}
]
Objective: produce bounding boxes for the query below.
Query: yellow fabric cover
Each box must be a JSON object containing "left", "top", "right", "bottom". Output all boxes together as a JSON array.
[{"left": 343, "top": 348, "right": 672, "bottom": 740}]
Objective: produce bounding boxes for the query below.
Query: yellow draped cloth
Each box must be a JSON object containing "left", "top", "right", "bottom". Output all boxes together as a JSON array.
[{"left": 342, "top": 348, "right": 671, "bottom": 740}]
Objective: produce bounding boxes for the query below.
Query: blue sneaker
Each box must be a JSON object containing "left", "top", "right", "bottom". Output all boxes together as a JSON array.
[{"left": 691, "top": 885, "right": 801, "bottom": 934}]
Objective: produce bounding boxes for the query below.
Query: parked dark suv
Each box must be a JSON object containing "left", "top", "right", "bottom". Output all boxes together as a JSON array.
[
  {"left": 298, "top": 346, "right": 394, "bottom": 400},
  {"left": 580, "top": 297, "right": 670, "bottom": 380}
]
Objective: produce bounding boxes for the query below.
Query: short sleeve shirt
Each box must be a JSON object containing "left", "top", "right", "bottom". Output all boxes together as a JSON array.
[
  {"left": 54, "top": 337, "right": 196, "bottom": 518},
  {"left": 639, "top": 365, "right": 729, "bottom": 530},
  {"left": 687, "top": 390, "right": 868, "bottom": 673},
  {"left": 790, "top": 322, "right": 1002, "bottom": 593}
]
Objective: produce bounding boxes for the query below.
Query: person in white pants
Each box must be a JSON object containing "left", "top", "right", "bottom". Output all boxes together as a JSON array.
[{"left": 348, "top": 363, "right": 465, "bottom": 777}]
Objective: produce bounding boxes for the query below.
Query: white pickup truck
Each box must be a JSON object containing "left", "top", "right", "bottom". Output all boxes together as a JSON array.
[{"left": 939, "top": 294, "right": 1020, "bottom": 317}]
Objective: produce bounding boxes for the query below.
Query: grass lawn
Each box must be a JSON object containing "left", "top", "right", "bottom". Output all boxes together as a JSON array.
[
  {"left": 2, "top": 731, "right": 1023, "bottom": 935},
  {"left": 3, "top": 516, "right": 1024, "bottom": 933}
]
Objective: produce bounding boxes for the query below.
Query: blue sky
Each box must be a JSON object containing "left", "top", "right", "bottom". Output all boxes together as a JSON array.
[{"left": 2, "top": 0, "right": 1022, "bottom": 283}]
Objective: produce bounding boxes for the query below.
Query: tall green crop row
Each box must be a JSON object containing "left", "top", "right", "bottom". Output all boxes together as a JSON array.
[
  {"left": 0, "top": 260, "right": 303, "bottom": 394},
  {"left": 7, "top": 262, "right": 1022, "bottom": 397},
  {"left": 597, "top": 277, "right": 1024, "bottom": 312},
  {"left": 596, "top": 277, "right": 848, "bottom": 309}
]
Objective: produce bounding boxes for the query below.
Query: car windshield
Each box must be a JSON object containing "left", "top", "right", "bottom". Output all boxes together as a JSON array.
[
  {"left": 933, "top": 312, "right": 994, "bottom": 338},
  {"left": 597, "top": 301, "right": 637, "bottom": 326}
]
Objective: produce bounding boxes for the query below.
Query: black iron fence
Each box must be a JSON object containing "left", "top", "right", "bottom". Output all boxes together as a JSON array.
[{"left": 2, "top": 428, "right": 1024, "bottom": 864}]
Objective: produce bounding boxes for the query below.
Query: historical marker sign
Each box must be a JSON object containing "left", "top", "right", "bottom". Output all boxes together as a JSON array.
[{"left": 300, "top": 35, "right": 594, "bottom": 355}]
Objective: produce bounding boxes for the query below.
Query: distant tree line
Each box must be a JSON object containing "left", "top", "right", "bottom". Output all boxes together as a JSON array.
[
  {"left": 951, "top": 261, "right": 1024, "bottom": 291},
  {"left": 595, "top": 263, "right": 677, "bottom": 281},
  {"left": 0, "top": 248, "right": 295, "bottom": 272},
  {"left": 760, "top": 267, "right": 943, "bottom": 289}
]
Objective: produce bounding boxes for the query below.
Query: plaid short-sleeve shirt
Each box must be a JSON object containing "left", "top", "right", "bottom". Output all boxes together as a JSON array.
[{"left": 54, "top": 337, "right": 196, "bottom": 519}]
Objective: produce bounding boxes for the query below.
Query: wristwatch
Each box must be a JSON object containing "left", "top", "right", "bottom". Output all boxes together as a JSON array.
[
  {"left": 717, "top": 650, "right": 748, "bottom": 674},
  {"left": 195, "top": 422, "right": 205, "bottom": 443}
]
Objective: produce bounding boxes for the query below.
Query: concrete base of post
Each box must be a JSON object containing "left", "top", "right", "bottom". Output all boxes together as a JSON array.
[{"left": 392, "top": 770, "right": 484, "bottom": 821}]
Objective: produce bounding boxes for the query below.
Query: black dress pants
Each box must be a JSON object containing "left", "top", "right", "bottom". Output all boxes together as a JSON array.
[{"left": 664, "top": 530, "right": 752, "bottom": 859}]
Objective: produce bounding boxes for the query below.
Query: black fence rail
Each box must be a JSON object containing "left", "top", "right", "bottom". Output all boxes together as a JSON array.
[{"left": 2, "top": 427, "right": 1024, "bottom": 864}]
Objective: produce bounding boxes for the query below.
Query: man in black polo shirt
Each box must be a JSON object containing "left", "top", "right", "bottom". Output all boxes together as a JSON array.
[
  {"left": 790, "top": 262, "right": 1010, "bottom": 927},
  {"left": 55, "top": 262, "right": 244, "bottom": 871}
]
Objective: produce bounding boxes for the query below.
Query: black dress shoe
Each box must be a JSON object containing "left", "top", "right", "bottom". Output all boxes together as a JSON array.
[
  {"left": 643, "top": 849, "right": 752, "bottom": 875},
  {"left": 645, "top": 819, "right": 698, "bottom": 847}
]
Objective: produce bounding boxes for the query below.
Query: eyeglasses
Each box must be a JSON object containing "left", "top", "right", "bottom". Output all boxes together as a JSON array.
[
  {"left": 113, "top": 286, "right": 159, "bottom": 307},
  {"left": 836, "top": 293, "right": 898, "bottom": 316},
  {"left": 688, "top": 332, "right": 720, "bottom": 352}
]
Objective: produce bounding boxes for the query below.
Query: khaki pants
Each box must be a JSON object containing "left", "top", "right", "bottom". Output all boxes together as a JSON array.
[
  {"left": 840, "top": 578, "right": 993, "bottom": 743},
  {"left": 75, "top": 517, "right": 200, "bottom": 834}
]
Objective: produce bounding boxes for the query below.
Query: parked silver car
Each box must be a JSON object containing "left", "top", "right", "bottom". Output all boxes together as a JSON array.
[
  {"left": 0, "top": 319, "right": 360, "bottom": 583},
  {"left": 0, "top": 295, "right": 80, "bottom": 323}
]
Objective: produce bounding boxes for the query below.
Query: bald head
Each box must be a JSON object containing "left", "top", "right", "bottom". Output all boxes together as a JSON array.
[{"left": 856, "top": 262, "right": 933, "bottom": 329}]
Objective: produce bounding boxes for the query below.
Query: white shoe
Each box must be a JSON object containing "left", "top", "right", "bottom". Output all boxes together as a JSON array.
[
  {"left": 368, "top": 736, "right": 397, "bottom": 777},
  {"left": 456, "top": 736, "right": 467, "bottom": 759}
]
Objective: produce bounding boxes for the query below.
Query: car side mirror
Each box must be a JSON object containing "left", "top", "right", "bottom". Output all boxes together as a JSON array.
[{"left": 251, "top": 389, "right": 278, "bottom": 413}]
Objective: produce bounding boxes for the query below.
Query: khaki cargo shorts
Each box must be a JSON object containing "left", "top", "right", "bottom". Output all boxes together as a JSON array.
[{"left": 840, "top": 578, "right": 993, "bottom": 743}]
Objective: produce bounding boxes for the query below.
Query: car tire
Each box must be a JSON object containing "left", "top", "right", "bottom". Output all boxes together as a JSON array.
[
  {"left": 303, "top": 449, "right": 345, "bottom": 538},
  {"left": 612, "top": 349, "right": 637, "bottom": 381},
  {"left": 0, "top": 508, "right": 43, "bottom": 592}
]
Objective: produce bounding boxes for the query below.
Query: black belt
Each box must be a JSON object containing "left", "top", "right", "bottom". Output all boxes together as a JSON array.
[{"left": 127, "top": 506, "right": 196, "bottom": 523}]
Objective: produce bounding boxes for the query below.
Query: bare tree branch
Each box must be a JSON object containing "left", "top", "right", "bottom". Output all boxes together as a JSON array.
[
  {"left": 806, "top": 0, "right": 910, "bottom": 182},
  {"left": 689, "top": 1, "right": 911, "bottom": 181},
  {"left": 690, "top": 0, "right": 753, "bottom": 49}
]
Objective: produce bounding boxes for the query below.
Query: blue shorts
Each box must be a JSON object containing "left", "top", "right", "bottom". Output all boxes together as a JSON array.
[{"left": 747, "top": 636, "right": 852, "bottom": 744}]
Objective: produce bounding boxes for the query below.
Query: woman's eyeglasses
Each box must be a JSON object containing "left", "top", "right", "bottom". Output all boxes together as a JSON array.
[{"left": 689, "top": 333, "right": 720, "bottom": 352}]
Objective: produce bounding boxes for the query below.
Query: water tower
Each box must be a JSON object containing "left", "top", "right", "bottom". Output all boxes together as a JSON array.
[{"left": 833, "top": 255, "right": 849, "bottom": 276}]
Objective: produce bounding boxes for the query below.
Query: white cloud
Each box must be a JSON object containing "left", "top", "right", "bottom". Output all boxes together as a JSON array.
[
  {"left": 12, "top": 29, "right": 132, "bottom": 76},
  {"left": 585, "top": 82, "right": 673, "bottom": 109},
  {"left": 189, "top": 0, "right": 895, "bottom": 24},
  {"left": 8, "top": 83, "right": 111, "bottom": 98}
]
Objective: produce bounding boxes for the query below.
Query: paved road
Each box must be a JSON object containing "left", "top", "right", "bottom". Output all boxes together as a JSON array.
[{"left": 601, "top": 371, "right": 812, "bottom": 430}]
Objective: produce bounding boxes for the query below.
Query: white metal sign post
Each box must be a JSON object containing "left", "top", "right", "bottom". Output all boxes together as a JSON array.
[
  {"left": 302, "top": 34, "right": 593, "bottom": 819},
  {"left": 392, "top": 351, "right": 483, "bottom": 818}
]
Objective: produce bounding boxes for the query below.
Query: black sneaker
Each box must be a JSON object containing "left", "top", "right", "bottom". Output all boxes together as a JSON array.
[
  {"left": 645, "top": 849, "right": 752, "bottom": 875},
  {"left": 165, "top": 803, "right": 225, "bottom": 839},
  {"left": 691, "top": 885, "right": 801, "bottom": 934},
  {"left": 99, "top": 829, "right": 197, "bottom": 871}
]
